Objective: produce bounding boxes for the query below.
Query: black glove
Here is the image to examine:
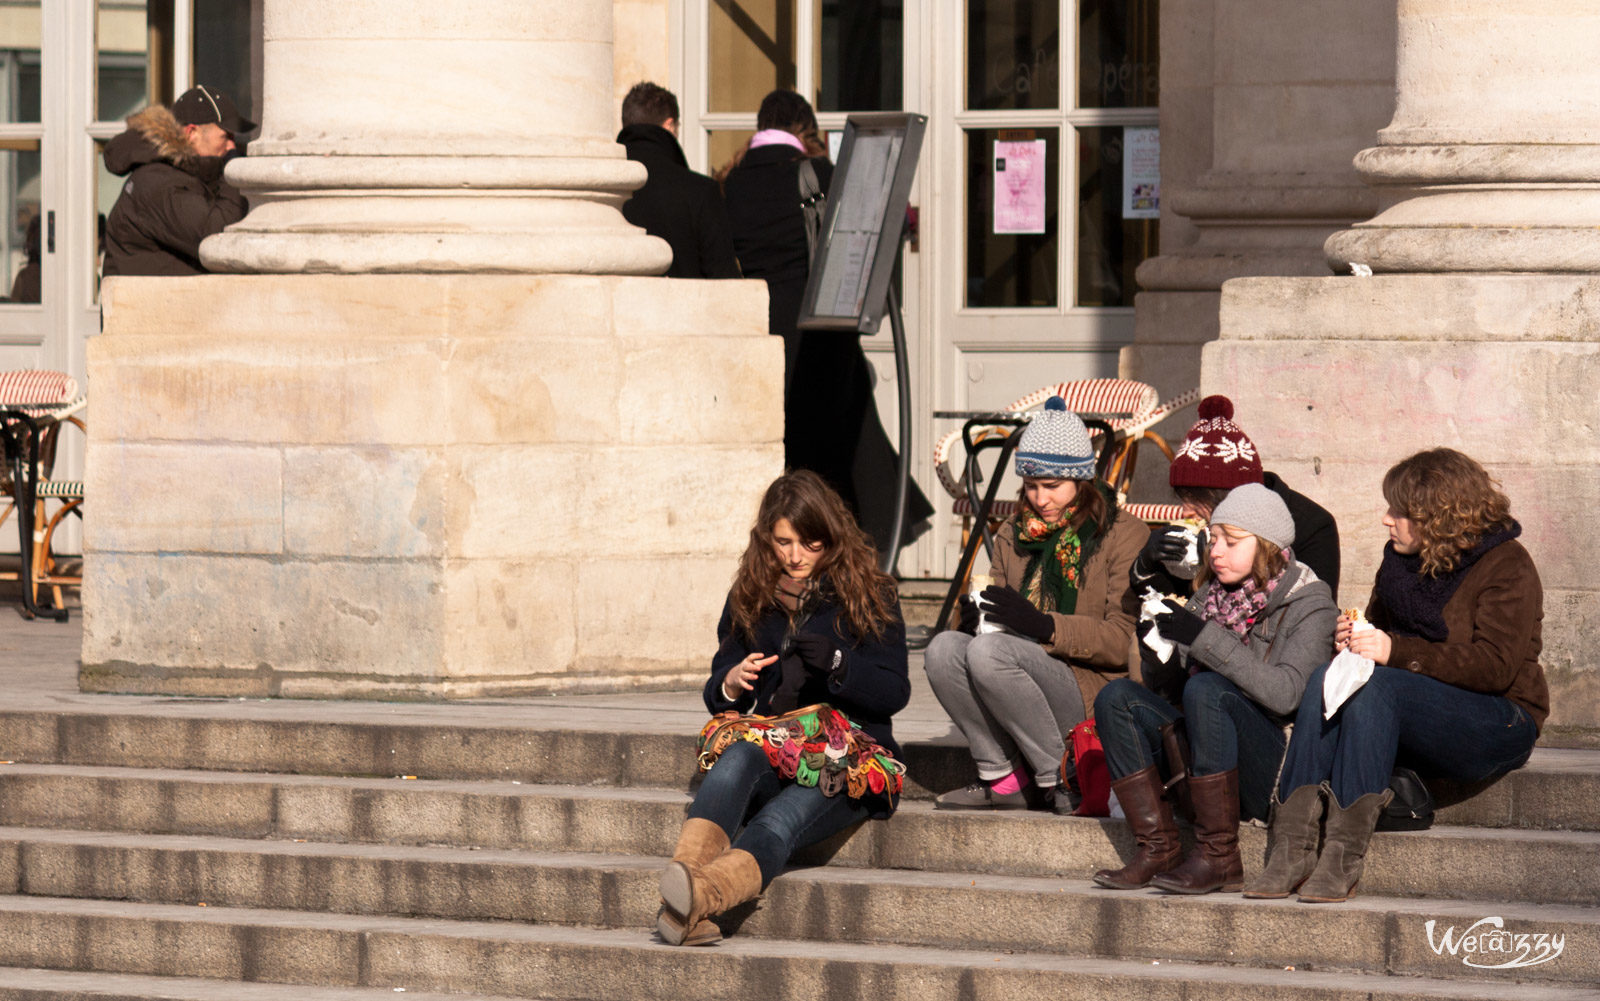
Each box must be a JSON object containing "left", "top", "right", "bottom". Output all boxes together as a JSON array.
[
  {"left": 978, "top": 585, "right": 1055, "bottom": 644},
  {"left": 1137, "top": 526, "right": 1194, "bottom": 571},
  {"left": 1152, "top": 605, "right": 1206, "bottom": 646},
  {"left": 790, "top": 632, "right": 842, "bottom": 674},
  {"left": 956, "top": 595, "right": 981, "bottom": 635}
]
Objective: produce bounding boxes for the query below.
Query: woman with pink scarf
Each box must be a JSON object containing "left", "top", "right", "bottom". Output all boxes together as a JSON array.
[{"left": 1091, "top": 484, "right": 1337, "bottom": 895}]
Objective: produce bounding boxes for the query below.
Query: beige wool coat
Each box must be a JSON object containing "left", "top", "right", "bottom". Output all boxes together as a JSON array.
[{"left": 981, "top": 506, "right": 1150, "bottom": 712}]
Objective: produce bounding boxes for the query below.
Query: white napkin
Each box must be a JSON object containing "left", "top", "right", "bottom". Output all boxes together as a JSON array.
[
  {"left": 1161, "top": 527, "right": 1203, "bottom": 581},
  {"left": 1139, "top": 588, "right": 1177, "bottom": 662},
  {"left": 1323, "top": 621, "right": 1375, "bottom": 719}
]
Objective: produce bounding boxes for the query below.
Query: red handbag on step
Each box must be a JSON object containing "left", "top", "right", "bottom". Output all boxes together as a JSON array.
[{"left": 1060, "top": 718, "right": 1110, "bottom": 817}]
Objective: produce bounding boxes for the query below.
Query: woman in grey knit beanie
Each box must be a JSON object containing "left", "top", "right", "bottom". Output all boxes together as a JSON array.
[{"left": 1091, "top": 483, "right": 1337, "bottom": 894}]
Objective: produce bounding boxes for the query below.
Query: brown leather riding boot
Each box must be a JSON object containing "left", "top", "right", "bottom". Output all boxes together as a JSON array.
[
  {"left": 1150, "top": 769, "right": 1244, "bottom": 894},
  {"left": 1093, "top": 766, "right": 1183, "bottom": 889},
  {"left": 1241, "top": 783, "right": 1326, "bottom": 899},
  {"left": 655, "top": 818, "right": 729, "bottom": 946},
  {"left": 658, "top": 846, "right": 764, "bottom": 944},
  {"left": 1297, "top": 785, "right": 1393, "bottom": 903}
]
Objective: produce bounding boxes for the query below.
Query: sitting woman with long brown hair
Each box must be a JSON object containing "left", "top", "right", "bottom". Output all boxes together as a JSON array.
[
  {"left": 1245, "top": 448, "right": 1548, "bottom": 903},
  {"left": 656, "top": 469, "right": 909, "bottom": 946}
]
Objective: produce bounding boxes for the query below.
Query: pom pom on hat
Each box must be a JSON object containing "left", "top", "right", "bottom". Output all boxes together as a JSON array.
[
  {"left": 1015, "top": 396, "right": 1096, "bottom": 481},
  {"left": 1169, "top": 394, "right": 1263, "bottom": 489}
]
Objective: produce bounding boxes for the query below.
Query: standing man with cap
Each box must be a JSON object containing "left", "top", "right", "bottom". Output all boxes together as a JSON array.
[
  {"left": 616, "top": 82, "right": 740, "bottom": 279},
  {"left": 103, "top": 85, "right": 256, "bottom": 277}
]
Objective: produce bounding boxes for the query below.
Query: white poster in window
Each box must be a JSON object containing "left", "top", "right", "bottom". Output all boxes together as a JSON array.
[
  {"left": 1122, "top": 126, "right": 1160, "bottom": 219},
  {"left": 993, "top": 139, "right": 1047, "bottom": 234}
]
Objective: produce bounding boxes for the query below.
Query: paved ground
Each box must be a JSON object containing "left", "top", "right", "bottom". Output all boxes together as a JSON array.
[{"left": 0, "top": 583, "right": 963, "bottom": 746}]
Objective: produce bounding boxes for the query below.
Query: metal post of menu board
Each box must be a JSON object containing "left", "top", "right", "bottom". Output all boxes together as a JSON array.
[{"left": 796, "top": 112, "right": 927, "bottom": 575}]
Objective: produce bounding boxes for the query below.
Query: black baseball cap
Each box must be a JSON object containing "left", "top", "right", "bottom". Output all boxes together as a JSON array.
[{"left": 172, "top": 85, "right": 257, "bottom": 136}]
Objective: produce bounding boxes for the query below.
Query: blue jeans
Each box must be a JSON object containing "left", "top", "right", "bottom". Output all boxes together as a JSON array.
[
  {"left": 686, "top": 739, "right": 871, "bottom": 887},
  {"left": 1094, "top": 672, "right": 1289, "bottom": 822},
  {"left": 1280, "top": 665, "right": 1538, "bottom": 807}
]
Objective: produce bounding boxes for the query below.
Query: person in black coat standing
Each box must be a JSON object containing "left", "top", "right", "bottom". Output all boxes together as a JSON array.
[
  {"left": 616, "top": 83, "right": 739, "bottom": 279},
  {"left": 656, "top": 470, "right": 909, "bottom": 947},
  {"left": 718, "top": 89, "right": 932, "bottom": 555}
]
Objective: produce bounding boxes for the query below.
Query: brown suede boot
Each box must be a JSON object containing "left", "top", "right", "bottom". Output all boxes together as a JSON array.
[
  {"left": 658, "top": 846, "right": 764, "bottom": 944},
  {"left": 1296, "top": 785, "right": 1393, "bottom": 903},
  {"left": 1093, "top": 766, "right": 1183, "bottom": 889},
  {"left": 655, "top": 818, "right": 729, "bottom": 946},
  {"left": 1241, "top": 783, "right": 1326, "bottom": 899},
  {"left": 1150, "top": 769, "right": 1244, "bottom": 894}
]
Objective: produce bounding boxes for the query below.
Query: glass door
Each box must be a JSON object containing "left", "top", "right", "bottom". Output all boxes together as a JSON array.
[{"left": 0, "top": 0, "right": 56, "bottom": 354}]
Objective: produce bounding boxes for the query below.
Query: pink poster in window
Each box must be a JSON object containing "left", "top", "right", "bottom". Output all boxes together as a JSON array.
[{"left": 993, "top": 139, "right": 1046, "bottom": 235}]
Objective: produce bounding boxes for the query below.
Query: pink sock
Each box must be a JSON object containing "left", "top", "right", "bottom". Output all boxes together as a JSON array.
[{"left": 989, "top": 767, "right": 1031, "bottom": 796}]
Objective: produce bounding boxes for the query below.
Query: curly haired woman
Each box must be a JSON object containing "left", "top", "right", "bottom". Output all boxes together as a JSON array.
[
  {"left": 1244, "top": 448, "right": 1548, "bottom": 903},
  {"left": 657, "top": 470, "right": 909, "bottom": 945}
]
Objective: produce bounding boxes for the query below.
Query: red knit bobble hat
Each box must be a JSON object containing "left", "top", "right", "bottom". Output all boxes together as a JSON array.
[{"left": 1168, "top": 395, "right": 1264, "bottom": 489}]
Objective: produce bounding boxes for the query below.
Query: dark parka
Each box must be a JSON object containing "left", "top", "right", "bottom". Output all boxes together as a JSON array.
[
  {"left": 704, "top": 584, "right": 910, "bottom": 763},
  {"left": 102, "top": 106, "right": 247, "bottom": 277},
  {"left": 618, "top": 124, "right": 740, "bottom": 279}
]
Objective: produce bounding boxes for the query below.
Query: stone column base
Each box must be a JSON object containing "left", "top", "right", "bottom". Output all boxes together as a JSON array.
[
  {"left": 84, "top": 275, "right": 780, "bottom": 700},
  {"left": 1204, "top": 274, "right": 1600, "bottom": 736}
]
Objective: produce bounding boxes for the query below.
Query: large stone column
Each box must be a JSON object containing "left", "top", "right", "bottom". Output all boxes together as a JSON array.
[
  {"left": 1122, "top": 0, "right": 1396, "bottom": 425},
  {"left": 202, "top": 1, "right": 669, "bottom": 275},
  {"left": 82, "top": 2, "right": 781, "bottom": 699},
  {"left": 1206, "top": 0, "right": 1600, "bottom": 740}
]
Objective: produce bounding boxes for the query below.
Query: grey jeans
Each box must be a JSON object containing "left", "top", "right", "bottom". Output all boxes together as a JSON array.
[{"left": 924, "top": 630, "right": 1087, "bottom": 786}]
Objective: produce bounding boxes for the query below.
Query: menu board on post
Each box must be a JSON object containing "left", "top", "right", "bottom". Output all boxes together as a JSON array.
[{"left": 797, "top": 113, "right": 927, "bottom": 335}]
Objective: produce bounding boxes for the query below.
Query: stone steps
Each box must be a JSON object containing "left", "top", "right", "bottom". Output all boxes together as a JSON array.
[
  {"left": 1, "top": 705, "right": 1597, "bottom": 997},
  {"left": 0, "top": 897, "right": 1596, "bottom": 1001},
  {"left": 1, "top": 827, "right": 1597, "bottom": 986},
  {"left": 1, "top": 768, "right": 1597, "bottom": 905},
  {"left": 4, "top": 710, "right": 1596, "bottom": 829}
]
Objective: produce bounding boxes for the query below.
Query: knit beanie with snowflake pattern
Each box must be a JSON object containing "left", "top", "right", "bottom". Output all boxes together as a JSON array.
[{"left": 1168, "top": 395, "right": 1264, "bottom": 489}]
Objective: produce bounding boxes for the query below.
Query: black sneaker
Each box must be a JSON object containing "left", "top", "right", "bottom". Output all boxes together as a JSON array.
[{"left": 1026, "top": 782, "right": 1081, "bottom": 816}]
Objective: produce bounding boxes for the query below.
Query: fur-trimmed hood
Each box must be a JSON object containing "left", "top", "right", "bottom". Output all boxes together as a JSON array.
[{"left": 103, "top": 105, "right": 201, "bottom": 176}]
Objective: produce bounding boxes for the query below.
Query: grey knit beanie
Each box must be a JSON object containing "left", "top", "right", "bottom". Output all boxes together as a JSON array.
[
  {"left": 1015, "top": 397, "right": 1096, "bottom": 480},
  {"left": 1210, "top": 483, "right": 1295, "bottom": 551}
]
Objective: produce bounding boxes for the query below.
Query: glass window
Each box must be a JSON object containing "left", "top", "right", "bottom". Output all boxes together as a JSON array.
[
  {"left": 709, "top": 0, "right": 796, "bottom": 113},
  {"left": 815, "top": 0, "right": 902, "bottom": 112},
  {"left": 0, "top": 146, "right": 41, "bottom": 303},
  {"left": 966, "top": 128, "right": 1059, "bottom": 308},
  {"left": 1075, "top": 125, "right": 1158, "bottom": 307},
  {"left": 97, "top": 0, "right": 151, "bottom": 121},
  {"left": 0, "top": 1, "right": 41, "bottom": 125},
  {"left": 967, "top": 0, "right": 1059, "bottom": 111},
  {"left": 1078, "top": 0, "right": 1158, "bottom": 109},
  {"left": 706, "top": 129, "right": 755, "bottom": 178}
]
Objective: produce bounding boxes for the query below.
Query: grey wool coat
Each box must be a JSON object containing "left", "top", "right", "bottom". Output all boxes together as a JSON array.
[{"left": 1146, "top": 561, "right": 1338, "bottom": 721}]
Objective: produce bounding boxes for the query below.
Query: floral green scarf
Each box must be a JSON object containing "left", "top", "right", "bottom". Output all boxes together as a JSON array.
[{"left": 1012, "top": 482, "right": 1113, "bottom": 615}]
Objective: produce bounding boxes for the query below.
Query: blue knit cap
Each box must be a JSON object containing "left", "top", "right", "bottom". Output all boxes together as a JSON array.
[{"left": 1015, "top": 397, "right": 1096, "bottom": 480}]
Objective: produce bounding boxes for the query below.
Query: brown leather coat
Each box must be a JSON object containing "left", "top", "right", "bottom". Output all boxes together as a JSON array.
[
  {"left": 1374, "top": 539, "right": 1550, "bottom": 731},
  {"left": 985, "top": 507, "right": 1149, "bottom": 712}
]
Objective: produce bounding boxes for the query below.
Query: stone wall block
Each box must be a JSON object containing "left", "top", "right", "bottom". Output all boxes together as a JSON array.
[
  {"left": 617, "top": 338, "right": 783, "bottom": 444},
  {"left": 442, "top": 560, "right": 578, "bottom": 679},
  {"left": 573, "top": 556, "right": 736, "bottom": 667},
  {"left": 88, "top": 341, "right": 450, "bottom": 447},
  {"left": 1203, "top": 340, "right": 1600, "bottom": 465},
  {"left": 611, "top": 277, "right": 769, "bottom": 341},
  {"left": 1215, "top": 84, "right": 1400, "bottom": 174},
  {"left": 445, "top": 447, "right": 587, "bottom": 559},
  {"left": 86, "top": 443, "right": 284, "bottom": 555},
  {"left": 446, "top": 337, "right": 623, "bottom": 446},
  {"left": 265, "top": 1, "right": 610, "bottom": 41},
  {"left": 81, "top": 555, "right": 446, "bottom": 687},
  {"left": 100, "top": 276, "right": 454, "bottom": 339},
  {"left": 283, "top": 446, "right": 446, "bottom": 558},
  {"left": 1216, "top": 0, "right": 1397, "bottom": 83},
  {"left": 576, "top": 445, "right": 783, "bottom": 558},
  {"left": 441, "top": 276, "right": 615, "bottom": 339}
]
